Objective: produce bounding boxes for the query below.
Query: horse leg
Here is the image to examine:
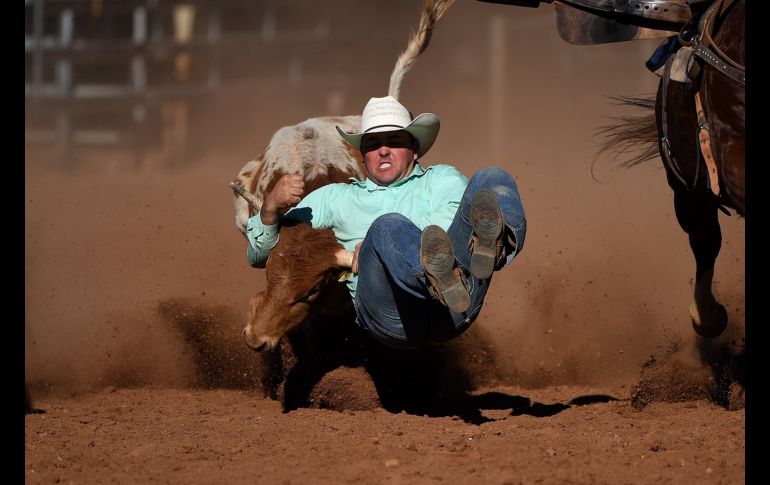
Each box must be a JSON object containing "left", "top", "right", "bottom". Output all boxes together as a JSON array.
[{"left": 673, "top": 188, "right": 727, "bottom": 338}]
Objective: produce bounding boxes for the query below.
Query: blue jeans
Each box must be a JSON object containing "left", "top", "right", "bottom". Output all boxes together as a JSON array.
[{"left": 354, "top": 167, "right": 526, "bottom": 349}]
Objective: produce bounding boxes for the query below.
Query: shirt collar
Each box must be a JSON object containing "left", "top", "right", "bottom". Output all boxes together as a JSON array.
[{"left": 348, "top": 162, "right": 430, "bottom": 191}]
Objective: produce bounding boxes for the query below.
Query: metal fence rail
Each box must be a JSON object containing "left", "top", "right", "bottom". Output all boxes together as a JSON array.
[{"left": 24, "top": 0, "right": 331, "bottom": 171}]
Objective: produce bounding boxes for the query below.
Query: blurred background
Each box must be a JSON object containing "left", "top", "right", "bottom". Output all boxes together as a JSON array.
[{"left": 25, "top": 0, "right": 744, "bottom": 394}]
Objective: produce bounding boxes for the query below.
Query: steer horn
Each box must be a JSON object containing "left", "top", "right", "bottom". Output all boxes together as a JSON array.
[{"left": 228, "top": 182, "right": 261, "bottom": 210}]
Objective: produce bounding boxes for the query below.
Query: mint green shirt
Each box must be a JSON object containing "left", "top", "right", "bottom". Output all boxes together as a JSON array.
[{"left": 245, "top": 163, "right": 469, "bottom": 299}]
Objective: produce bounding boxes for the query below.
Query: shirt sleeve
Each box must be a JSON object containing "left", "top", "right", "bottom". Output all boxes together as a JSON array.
[
  {"left": 424, "top": 165, "right": 469, "bottom": 231},
  {"left": 245, "top": 216, "right": 279, "bottom": 268},
  {"left": 244, "top": 184, "right": 338, "bottom": 268},
  {"left": 282, "top": 184, "right": 336, "bottom": 229}
]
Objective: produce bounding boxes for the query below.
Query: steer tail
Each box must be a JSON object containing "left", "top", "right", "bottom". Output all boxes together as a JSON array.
[{"left": 388, "top": 0, "right": 456, "bottom": 100}]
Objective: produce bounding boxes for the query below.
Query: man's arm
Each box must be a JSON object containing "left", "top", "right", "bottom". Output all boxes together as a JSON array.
[
  {"left": 244, "top": 174, "right": 304, "bottom": 268},
  {"left": 245, "top": 177, "right": 338, "bottom": 267},
  {"left": 260, "top": 174, "right": 305, "bottom": 225},
  {"left": 245, "top": 216, "right": 279, "bottom": 268}
]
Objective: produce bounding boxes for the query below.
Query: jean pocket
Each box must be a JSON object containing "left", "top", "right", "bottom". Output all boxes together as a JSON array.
[
  {"left": 368, "top": 316, "right": 409, "bottom": 341},
  {"left": 355, "top": 300, "right": 409, "bottom": 342}
]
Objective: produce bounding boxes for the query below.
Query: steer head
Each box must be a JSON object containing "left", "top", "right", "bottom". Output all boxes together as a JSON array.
[{"left": 243, "top": 223, "right": 354, "bottom": 352}]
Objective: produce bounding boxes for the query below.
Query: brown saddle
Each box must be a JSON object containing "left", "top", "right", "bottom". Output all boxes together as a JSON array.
[
  {"left": 477, "top": 0, "right": 717, "bottom": 44},
  {"left": 553, "top": 0, "right": 716, "bottom": 44}
]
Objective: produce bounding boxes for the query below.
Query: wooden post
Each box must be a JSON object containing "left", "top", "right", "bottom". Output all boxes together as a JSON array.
[
  {"left": 173, "top": 3, "right": 195, "bottom": 81},
  {"left": 56, "top": 8, "right": 74, "bottom": 171},
  {"left": 31, "top": 0, "right": 45, "bottom": 98},
  {"left": 149, "top": 0, "right": 163, "bottom": 42},
  {"left": 207, "top": 1, "right": 221, "bottom": 90},
  {"left": 166, "top": 4, "right": 196, "bottom": 166},
  {"left": 132, "top": 6, "right": 148, "bottom": 170},
  {"left": 56, "top": 9, "right": 73, "bottom": 94},
  {"left": 131, "top": 6, "right": 147, "bottom": 93},
  {"left": 261, "top": 0, "right": 276, "bottom": 41}
]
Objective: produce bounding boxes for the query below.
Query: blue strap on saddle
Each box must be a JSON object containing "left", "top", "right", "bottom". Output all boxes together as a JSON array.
[{"left": 645, "top": 35, "right": 680, "bottom": 74}]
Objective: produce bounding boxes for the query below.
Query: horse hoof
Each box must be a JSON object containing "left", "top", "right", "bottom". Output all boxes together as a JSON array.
[{"left": 691, "top": 303, "right": 728, "bottom": 339}]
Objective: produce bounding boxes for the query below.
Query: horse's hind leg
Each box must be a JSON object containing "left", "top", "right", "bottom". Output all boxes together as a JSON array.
[{"left": 673, "top": 189, "right": 727, "bottom": 338}]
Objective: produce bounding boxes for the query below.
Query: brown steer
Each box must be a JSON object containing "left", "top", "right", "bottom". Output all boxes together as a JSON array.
[
  {"left": 230, "top": 117, "right": 364, "bottom": 352},
  {"left": 241, "top": 223, "right": 354, "bottom": 351}
]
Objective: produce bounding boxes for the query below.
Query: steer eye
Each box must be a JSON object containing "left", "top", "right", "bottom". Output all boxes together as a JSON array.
[{"left": 295, "top": 284, "right": 321, "bottom": 303}]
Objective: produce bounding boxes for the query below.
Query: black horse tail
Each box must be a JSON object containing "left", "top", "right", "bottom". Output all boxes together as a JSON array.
[{"left": 593, "top": 95, "right": 659, "bottom": 176}]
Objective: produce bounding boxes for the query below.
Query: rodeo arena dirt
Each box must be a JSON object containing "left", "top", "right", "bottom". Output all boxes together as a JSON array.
[{"left": 24, "top": 1, "right": 746, "bottom": 484}]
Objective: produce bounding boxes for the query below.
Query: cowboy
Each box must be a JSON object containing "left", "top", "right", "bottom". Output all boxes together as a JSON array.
[{"left": 246, "top": 96, "right": 526, "bottom": 349}]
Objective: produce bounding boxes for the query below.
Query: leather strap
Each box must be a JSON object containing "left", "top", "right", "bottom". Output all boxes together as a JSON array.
[
  {"left": 694, "top": 91, "right": 721, "bottom": 197},
  {"left": 659, "top": 55, "right": 692, "bottom": 189},
  {"left": 692, "top": 44, "right": 745, "bottom": 85},
  {"left": 695, "top": 0, "right": 745, "bottom": 84}
]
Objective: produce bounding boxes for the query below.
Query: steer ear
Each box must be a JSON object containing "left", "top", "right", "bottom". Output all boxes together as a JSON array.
[{"left": 336, "top": 271, "right": 354, "bottom": 283}]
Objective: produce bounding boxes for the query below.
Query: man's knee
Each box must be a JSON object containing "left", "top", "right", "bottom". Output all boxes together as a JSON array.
[
  {"left": 471, "top": 166, "right": 516, "bottom": 188},
  {"left": 362, "top": 212, "right": 415, "bottom": 254},
  {"left": 370, "top": 212, "right": 413, "bottom": 233},
  {"left": 470, "top": 167, "right": 519, "bottom": 193}
]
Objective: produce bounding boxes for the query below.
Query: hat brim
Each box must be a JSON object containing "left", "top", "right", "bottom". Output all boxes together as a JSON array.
[{"left": 336, "top": 112, "right": 440, "bottom": 158}]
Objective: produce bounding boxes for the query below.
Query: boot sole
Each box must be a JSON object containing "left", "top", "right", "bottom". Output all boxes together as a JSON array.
[
  {"left": 420, "top": 225, "right": 470, "bottom": 313},
  {"left": 469, "top": 189, "right": 503, "bottom": 280}
]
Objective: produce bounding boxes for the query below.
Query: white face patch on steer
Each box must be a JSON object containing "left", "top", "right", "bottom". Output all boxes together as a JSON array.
[{"left": 230, "top": 116, "right": 365, "bottom": 237}]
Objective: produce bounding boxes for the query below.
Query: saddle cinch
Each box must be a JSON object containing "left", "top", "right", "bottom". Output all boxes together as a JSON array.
[{"left": 478, "top": 0, "right": 716, "bottom": 44}]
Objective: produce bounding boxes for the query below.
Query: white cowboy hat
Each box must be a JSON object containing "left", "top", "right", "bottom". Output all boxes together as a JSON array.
[{"left": 336, "top": 96, "right": 440, "bottom": 158}]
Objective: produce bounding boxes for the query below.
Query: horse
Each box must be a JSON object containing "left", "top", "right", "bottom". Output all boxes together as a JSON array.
[{"left": 597, "top": 0, "right": 744, "bottom": 339}]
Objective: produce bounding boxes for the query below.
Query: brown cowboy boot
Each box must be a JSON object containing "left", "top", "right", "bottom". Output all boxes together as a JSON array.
[
  {"left": 468, "top": 188, "right": 505, "bottom": 280},
  {"left": 420, "top": 225, "right": 471, "bottom": 313}
]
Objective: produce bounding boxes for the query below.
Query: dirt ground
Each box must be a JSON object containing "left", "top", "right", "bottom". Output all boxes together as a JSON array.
[{"left": 25, "top": 2, "right": 745, "bottom": 483}]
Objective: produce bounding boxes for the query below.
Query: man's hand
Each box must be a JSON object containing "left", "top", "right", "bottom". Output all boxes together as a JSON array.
[
  {"left": 260, "top": 174, "right": 305, "bottom": 225},
  {"left": 351, "top": 242, "right": 363, "bottom": 274}
]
